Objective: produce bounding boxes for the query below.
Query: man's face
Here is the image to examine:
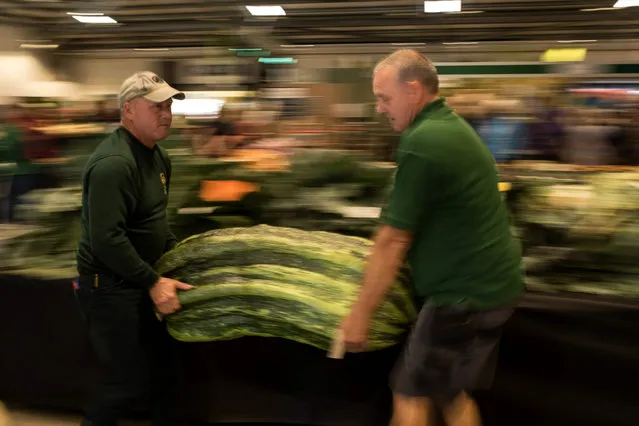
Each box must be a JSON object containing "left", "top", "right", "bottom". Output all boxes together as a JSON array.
[
  {"left": 125, "top": 97, "right": 173, "bottom": 142},
  {"left": 373, "top": 66, "right": 414, "bottom": 132}
]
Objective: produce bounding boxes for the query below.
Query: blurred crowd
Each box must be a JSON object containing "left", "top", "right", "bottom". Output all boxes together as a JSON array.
[
  {"left": 2, "top": 87, "right": 639, "bottom": 224},
  {"left": 449, "top": 94, "right": 639, "bottom": 165}
]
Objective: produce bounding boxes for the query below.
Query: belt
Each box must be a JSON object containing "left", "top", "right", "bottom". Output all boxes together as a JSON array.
[{"left": 77, "top": 272, "right": 124, "bottom": 290}]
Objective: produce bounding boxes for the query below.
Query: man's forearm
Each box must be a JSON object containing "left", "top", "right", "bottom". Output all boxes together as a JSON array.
[{"left": 353, "top": 226, "right": 411, "bottom": 316}]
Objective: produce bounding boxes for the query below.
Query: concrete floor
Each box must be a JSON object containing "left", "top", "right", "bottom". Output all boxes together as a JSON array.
[
  {"left": 0, "top": 402, "right": 146, "bottom": 426},
  {"left": 0, "top": 403, "right": 298, "bottom": 426}
]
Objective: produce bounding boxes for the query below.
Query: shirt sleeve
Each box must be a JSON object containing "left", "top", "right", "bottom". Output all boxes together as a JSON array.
[
  {"left": 86, "top": 155, "right": 160, "bottom": 289},
  {"left": 165, "top": 231, "right": 178, "bottom": 252},
  {"left": 380, "top": 152, "right": 439, "bottom": 233}
]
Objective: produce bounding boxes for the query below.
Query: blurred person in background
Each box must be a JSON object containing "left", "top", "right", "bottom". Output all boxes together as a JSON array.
[
  {"left": 606, "top": 110, "right": 635, "bottom": 165},
  {"left": 192, "top": 103, "right": 247, "bottom": 157},
  {"left": 1, "top": 104, "right": 36, "bottom": 222},
  {"left": 477, "top": 100, "right": 530, "bottom": 164},
  {"left": 629, "top": 108, "right": 639, "bottom": 165},
  {"left": 0, "top": 105, "right": 12, "bottom": 222},
  {"left": 93, "top": 99, "right": 121, "bottom": 123},
  {"left": 74, "top": 71, "right": 193, "bottom": 426},
  {"left": 562, "top": 108, "right": 617, "bottom": 165},
  {"left": 526, "top": 97, "right": 564, "bottom": 162},
  {"left": 340, "top": 49, "right": 523, "bottom": 426}
]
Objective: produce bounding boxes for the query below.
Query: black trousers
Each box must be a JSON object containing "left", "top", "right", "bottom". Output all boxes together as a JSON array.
[{"left": 75, "top": 274, "right": 179, "bottom": 426}]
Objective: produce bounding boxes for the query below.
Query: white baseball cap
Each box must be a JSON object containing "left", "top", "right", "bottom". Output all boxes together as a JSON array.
[{"left": 118, "top": 71, "right": 185, "bottom": 108}]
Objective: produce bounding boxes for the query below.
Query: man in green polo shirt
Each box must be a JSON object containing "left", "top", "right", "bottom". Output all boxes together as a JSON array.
[
  {"left": 340, "top": 50, "right": 523, "bottom": 426},
  {"left": 75, "top": 71, "right": 192, "bottom": 426}
]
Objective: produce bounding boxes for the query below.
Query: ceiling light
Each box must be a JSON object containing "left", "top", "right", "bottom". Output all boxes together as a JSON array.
[
  {"left": 424, "top": 1, "right": 462, "bottom": 13},
  {"left": 280, "top": 44, "right": 315, "bottom": 48},
  {"left": 557, "top": 40, "right": 598, "bottom": 43},
  {"left": 71, "top": 15, "right": 117, "bottom": 24},
  {"left": 443, "top": 41, "right": 478, "bottom": 45},
  {"left": 540, "top": 48, "right": 587, "bottom": 63},
  {"left": 258, "top": 57, "right": 297, "bottom": 64},
  {"left": 614, "top": 0, "right": 639, "bottom": 8},
  {"left": 245, "top": 5, "right": 286, "bottom": 16},
  {"left": 134, "top": 48, "right": 170, "bottom": 51},
  {"left": 580, "top": 7, "right": 617, "bottom": 11},
  {"left": 20, "top": 43, "right": 59, "bottom": 49}
]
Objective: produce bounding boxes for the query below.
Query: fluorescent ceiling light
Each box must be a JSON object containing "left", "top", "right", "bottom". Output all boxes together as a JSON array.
[
  {"left": 245, "top": 5, "right": 286, "bottom": 16},
  {"left": 424, "top": 1, "right": 462, "bottom": 13},
  {"left": 580, "top": 7, "right": 617, "bottom": 11},
  {"left": 134, "top": 48, "right": 170, "bottom": 51},
  {"left": 280, "top": 44, "right": 314, "bottom": 48},
  {"left": 540, "top": 48, "right": 587, "bottom": 63},
  {"left": 258, "top": 57, "right": 297, "bottom": 64},
  {"left": 72, "top": 15, "right": 117, "bottom": 24},
  {"left": 443, "top": 41, "right": 478, "bottom": 45},
  {"left": 557, "top": 40, "right": 597, "bottom": 43},
  {"left": 20, "top": 43, "right": 59, "bottom": 49},
  {"left": 614, "top": 0, "right": 639, "bottom": 8}
]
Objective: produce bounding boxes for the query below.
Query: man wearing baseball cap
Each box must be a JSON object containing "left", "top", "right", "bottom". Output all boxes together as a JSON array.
[{"left": 75, "top": 71, "right": 190, "bottom": 426}]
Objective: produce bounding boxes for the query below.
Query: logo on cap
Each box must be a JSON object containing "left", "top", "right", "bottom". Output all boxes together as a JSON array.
[{"left": 152, "top": 75, "right": 162, "bottom": 83}]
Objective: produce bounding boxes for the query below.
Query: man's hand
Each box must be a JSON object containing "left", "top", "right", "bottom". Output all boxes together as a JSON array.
[
  {"left": 149, "top": 277, "right": 193, "bottom": 315},
  {"left": 340, "top": 306, "right": 373, "bottom": 353}
]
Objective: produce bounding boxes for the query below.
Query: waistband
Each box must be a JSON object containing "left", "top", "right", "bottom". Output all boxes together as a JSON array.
[{"left": 77, "top": 271, "right": 125, "bottom": 290}]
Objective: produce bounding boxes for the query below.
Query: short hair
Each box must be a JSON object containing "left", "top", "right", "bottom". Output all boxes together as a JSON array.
[{"left": 374, "top": 49, "right": 439, "bottom": 94}]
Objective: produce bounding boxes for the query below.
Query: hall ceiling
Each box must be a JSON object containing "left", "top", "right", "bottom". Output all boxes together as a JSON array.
[{"left": 1, "top": 0, "right": 638, "bottom": 52}]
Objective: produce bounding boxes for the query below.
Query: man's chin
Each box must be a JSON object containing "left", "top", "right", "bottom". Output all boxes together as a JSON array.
[{"left": 155, "top": 128, "right": 170, "bottom": 141}]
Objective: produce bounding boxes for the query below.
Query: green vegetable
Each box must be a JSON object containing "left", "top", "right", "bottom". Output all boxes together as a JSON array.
[{"left": 157, "top": 224, "right": 416, "bottom": 351}]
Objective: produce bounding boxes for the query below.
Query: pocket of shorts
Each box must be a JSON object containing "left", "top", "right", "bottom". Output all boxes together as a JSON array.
[{"left": 430, "top": 307, "right": 477, "bottom": 347}]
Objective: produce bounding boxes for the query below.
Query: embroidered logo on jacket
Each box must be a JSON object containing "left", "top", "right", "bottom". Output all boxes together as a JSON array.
[{"left": 160, "top": 172, "right": 167, "bottom": 195}]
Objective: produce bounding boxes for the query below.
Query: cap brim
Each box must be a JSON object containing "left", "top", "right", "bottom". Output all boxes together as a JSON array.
[{"left": 143, "top": 85, "right": 186, "bottom": 103}]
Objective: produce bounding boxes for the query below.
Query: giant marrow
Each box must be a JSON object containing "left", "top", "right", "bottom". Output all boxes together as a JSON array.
[{"left": 157, "top": 224, "right": 416, "bottom": 351}]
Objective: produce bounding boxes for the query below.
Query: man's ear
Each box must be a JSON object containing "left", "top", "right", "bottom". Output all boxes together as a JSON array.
[
  {"left": 405, "top": 80, "right": 422, "bottom": 101},
  {"left": 122, "top": 101, "right": 133, "bottom": 118}
]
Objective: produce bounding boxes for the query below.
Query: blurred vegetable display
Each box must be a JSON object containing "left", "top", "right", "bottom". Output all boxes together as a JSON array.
[
  {"left": 0, "top": 186, "right": 82, "bottom": 279},
  {"left": 0, "top": 149, "right": 394, "bottom": 279},
  {"left": 3, "top": 150, "right": 639, "bottom": 301},
  {"left": 508, "top": 167, "right": 639, "bottom": 298}
]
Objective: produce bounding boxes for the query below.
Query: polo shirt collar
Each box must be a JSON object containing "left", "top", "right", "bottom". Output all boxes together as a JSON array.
[
  {"left": 410, "top": 96, "right": 447, "bottom": 126},
  {"left": 119, "top": 126, "right": 156, "bottom": 154}
]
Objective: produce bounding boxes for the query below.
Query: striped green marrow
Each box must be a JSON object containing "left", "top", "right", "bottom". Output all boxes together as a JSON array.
[{"left": 157, "top": 224, "right": 417, "bottom": 351}]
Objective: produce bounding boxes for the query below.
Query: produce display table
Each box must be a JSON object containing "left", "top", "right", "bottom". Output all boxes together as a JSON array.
[{"left": 1, "top": 275, "right": 638, "bottom": 426}]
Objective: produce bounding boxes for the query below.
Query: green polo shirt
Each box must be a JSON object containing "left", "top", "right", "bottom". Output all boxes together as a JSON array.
[
  {"left": 381, "top": 97, "right": 523, "bottom": 309},
  {"left": 76, "top": 127, "right": 178, "bottom": 289}
]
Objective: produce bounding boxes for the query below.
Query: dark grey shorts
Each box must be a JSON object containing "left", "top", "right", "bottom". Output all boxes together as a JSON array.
[{"left": 389, "top": 302, "right": 513, "bottom": 404}]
